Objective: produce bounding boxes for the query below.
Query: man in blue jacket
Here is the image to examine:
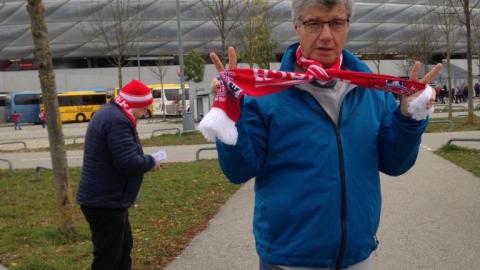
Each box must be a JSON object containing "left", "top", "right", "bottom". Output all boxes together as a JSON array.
[
  {"left": 209, "top": 0, "right": 442, "bottom": 269},
  {"left": 77, "top": 79, "right": 161, "bottom": 270}
]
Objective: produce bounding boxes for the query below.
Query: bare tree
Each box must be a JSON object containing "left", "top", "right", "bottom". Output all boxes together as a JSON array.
[
  {"left": 149, "top": 59, "right": 168, "bottom": 120},
  {"left": 449, "top": 0, "right": 480, "bottom": 123},
  {"left": 26, "top": 0, "right": 75, "bottom": 233},
  {"left": 83, "top": 0, "right": 145, "bottom": 89},
  {"left": 394, "top": 58, "right": 416, "bottom": 78},
  {"left": 408, "top": 20, "right": 439, "bottom": 76},
  {"left": 237, "top": 0, "right": 277, "bottom": 69},
  {"left": 427, "top": 0, "right": 463, "bottom": 119},
  {"left": 471, "top": 11, "right": 480, "bottom": 86},
  {"left": 362, "top": 28, "right": 389, "bottom": 74},
  {"left": 200, "top": 0, "right": 247, "bottom": 62}
]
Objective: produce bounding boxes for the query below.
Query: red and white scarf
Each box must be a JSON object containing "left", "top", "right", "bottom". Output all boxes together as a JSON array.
[
  {"left": 198, "top": 47, "right": 433, "bottom": 145},
  {"left": 114, "top": 95, "right": 137, "bottom": 127}
]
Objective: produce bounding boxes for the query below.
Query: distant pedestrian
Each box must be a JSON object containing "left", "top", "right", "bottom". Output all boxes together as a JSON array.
[
  {"left": 11, "top": 111, "right": 21, "bottom": 130},
  {"left": 38, "top": 109, "right": 46, "bottom": 128},
  {"left": 463, "top": 84, "right": 468, "bottom": 102},
  {"left": 440, "top": 84, "right": 447, "bottom": 104},
  {"left": 454, "top": 86, "right": 461, "bottom": 103},
  {"left": 434, "top": 85, "right": 442, "bottom": 103},
  {"left": 474, "top": 82, "right": 480, "bottom": 98}
]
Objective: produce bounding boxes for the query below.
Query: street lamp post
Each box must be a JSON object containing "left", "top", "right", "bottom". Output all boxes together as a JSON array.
[
  {"left": 176, "top": 0, "right": 194, "bottom": 132},
  {"left": 137, "top": 42, "right": 141, "bottom": 80}
]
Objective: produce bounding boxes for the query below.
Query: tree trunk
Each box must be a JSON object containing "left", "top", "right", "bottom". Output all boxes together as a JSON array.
[
  {"left": 118, "top": 64, "right": 123, "bottom": 89},
  {"left": 465, "top": 3, "right": 475, "bottom": 123},
  {"left": 27, "top": 0, "right": 75, "bottom": 233},
  {"left": 447, "top": 57, "right": 453, "bottom": 120}
]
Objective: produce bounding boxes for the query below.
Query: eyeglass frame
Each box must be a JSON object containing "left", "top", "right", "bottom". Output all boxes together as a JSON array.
[{"left": 298, "top": 17, "right": 350, "bottom": 33}]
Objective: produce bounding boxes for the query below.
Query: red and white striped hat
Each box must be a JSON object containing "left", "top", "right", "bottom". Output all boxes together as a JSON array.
[{"left": 119, "top": 79, "right": 153, "bottom": 108}]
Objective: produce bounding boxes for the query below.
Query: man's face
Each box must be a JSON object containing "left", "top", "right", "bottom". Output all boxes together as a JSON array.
[
  {"left": 294, "top": 4, "right": 349, "bottom": 68},
  {"left": 131, "top": 107, "right": 146, "bottom": 119}
]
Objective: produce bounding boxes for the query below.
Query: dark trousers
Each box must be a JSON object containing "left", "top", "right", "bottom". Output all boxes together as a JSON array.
[{"left": 81, "top": 206, "right": 133, "bottom": 270}]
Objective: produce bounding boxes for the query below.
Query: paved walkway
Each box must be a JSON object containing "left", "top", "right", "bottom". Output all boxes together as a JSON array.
[{"left": 165, "top": 132, "right": 480, "bottom": 270}]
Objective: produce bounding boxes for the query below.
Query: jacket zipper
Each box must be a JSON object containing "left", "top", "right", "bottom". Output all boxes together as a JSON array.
[
  {"left": 303, "top": 90, "right": 348, "bottom": 269},
  {"left": 334, "top": 120, "right": 347, "bottom": 270}
]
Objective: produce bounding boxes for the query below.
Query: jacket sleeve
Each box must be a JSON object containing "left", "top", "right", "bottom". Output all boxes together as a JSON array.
[
  {"left": 216, "top": 97, "right": 268, "bottom": 184},
  {"left": 378, "top": 92, "right": 428, "bottom": 176},
  {"left": 107, "top": 119, "right": 155, "bottom": 176}
]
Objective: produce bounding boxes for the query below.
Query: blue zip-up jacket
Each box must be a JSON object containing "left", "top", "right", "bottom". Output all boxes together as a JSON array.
[
  {"left": 216, "top": 43, "right": 428, "bottom": 268},
  {"left": 77, "top": 102, "right": 155, "bottom": 209}
]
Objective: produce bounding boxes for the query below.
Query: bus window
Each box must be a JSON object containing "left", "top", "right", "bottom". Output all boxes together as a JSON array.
[
  {"left": 14, "top": 94, "right": 40, "bottom": 105},
  {"left": 152, "top": 89, "right": 162, "bottom": 99},
  {"left": 164, "top": 88, "right": 189, "bottom": 100},
  {"left": 0, "top": 96, "right": 6, "bottom": 107},
  {"left": 0, "top": 95, "right": 7, "bottom": 123},
  {"left": 149, "top": 83, "right": 190, "bottom": 117},
  {"left": 90, "top": 95, "right": 106, "bottom": 105}
]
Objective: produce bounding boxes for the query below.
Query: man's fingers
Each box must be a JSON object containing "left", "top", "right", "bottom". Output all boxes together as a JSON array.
[
  {"left": 211, "top": 47, "right": 238, "bottom": 71},
  {"left": 409, "top": 61, "right": 421, "bottom": 81},
  {"left": 210, "top": 52, "right": 225, "bottom": 72},
  {"left": 420, "top": 63, "right": 443, "bottom": 84},
  {"left": 211, "top": 78, "right": 221, "bottom": 94},
  {"left": 228, "top": 46, "right": 237, "bottom": 70}
]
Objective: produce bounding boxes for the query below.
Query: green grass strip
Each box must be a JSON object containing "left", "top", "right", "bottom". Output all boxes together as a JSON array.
[
  {"left": 0, "top": 160, "right": 239, "bottom": 270},
  {"left": 435, "top": 144, "right": 480, "bottom": 177}
]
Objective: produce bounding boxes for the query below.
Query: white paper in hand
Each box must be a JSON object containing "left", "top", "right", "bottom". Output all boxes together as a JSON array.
[{"left": 152, "top": 150, "right": 167, "bottom": 161}]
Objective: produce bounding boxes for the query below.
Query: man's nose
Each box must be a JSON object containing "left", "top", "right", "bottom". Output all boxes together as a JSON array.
[{"left": 318, "top": 24, "right": 334, "bottom": 41}]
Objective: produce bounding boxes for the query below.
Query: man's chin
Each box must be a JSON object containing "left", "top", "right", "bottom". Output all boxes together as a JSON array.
[{"left": 311, "top": 54, "right": 336, "bottom": 67}]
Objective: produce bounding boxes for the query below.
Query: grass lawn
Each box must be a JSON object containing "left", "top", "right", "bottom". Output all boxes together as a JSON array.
[
  {"left": 435, "top": 144, "right": 480, "bottom": 177},
  {"left": 426, "top": 116, "right": 480, "bottom": 133},
  {"left": 0, "top": 160, "right": 240, "bottom": 270}
]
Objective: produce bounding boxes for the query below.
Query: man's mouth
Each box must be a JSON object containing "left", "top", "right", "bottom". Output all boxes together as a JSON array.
[{"left": 317, "top": 47, "right": 334, "bottom": 52}]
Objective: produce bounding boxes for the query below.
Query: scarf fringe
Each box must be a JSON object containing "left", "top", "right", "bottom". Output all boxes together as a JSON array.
[
  {"left": 407, "top": 85, "right": 434, "bottom": 121},
  {"left": 197, "top": 107, "right": 238, "bottom": 145}
]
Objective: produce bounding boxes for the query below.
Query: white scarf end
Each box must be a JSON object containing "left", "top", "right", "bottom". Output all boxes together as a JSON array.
[
  {"left": 407, "top": 85, "right": 434, "bottom": 121},
  {"left": 197, "top": 107, "right": 238, "bottom": 145}
]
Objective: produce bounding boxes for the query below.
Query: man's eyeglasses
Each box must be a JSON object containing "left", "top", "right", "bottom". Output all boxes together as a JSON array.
[{"left": 299, "top": 18, "right": 350, "bottom": 33}]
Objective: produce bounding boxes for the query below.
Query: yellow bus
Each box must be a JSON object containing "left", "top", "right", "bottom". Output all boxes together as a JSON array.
[
  {"left": 41, "top": 91, "right": 108, "bottom": 123},
  {"left": 148, "top": 83, "right": 190, "bottom": 117}
]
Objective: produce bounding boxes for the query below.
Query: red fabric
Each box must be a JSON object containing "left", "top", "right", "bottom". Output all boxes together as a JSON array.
[
  {"left": 11, "top": 112, "right": 20, "bottom": 122},
  {"left": 114, "top": 95, "right": 137, "bottom": 126},
  {"left": 212, "top": 47, "right": 427, "bottom": 122},
  {"left": 119, "top": 79, "right": 153, "bottom": 108},
  {"left": 38, "top": 111, "right": 46, "bottom": 121}
]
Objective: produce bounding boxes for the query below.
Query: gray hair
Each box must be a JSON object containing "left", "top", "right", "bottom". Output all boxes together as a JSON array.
[{"left": 292, "top": 0, "right": 355, "bottom": 22}]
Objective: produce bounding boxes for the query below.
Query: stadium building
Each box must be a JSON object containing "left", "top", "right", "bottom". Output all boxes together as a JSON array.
[{"left": 0, "top": 0, "right": 478, "bottom": 121}]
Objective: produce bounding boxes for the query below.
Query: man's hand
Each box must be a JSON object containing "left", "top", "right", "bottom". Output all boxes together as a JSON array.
[
  {"left": 209, "top": 46, "right": 238, "bottom": 95},
  {"left": 151, "top": 160, "right": 161, "bottom": 172},
  {"left": 400, "top": 61, "right": 443, "bottom": 117}
]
